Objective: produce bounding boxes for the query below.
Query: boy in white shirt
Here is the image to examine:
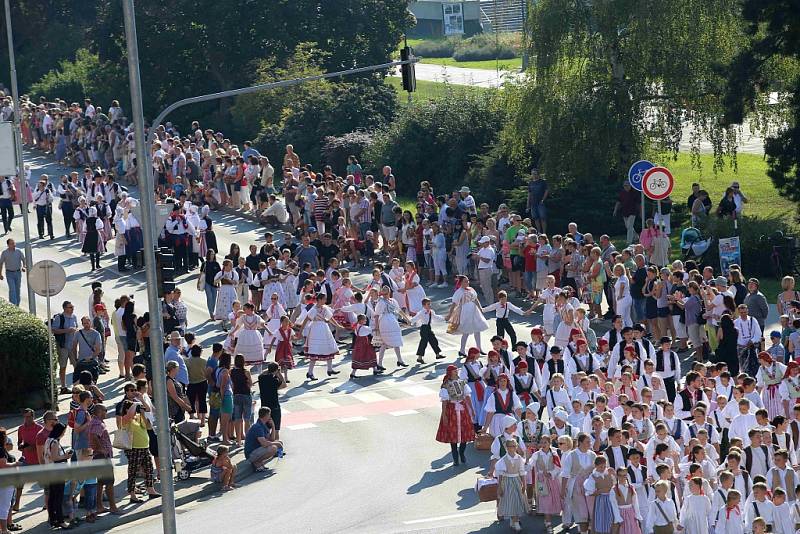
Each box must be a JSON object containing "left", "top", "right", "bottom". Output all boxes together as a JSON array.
[{"left": 743, "top": 482, "right": 774, "bottom": 533}]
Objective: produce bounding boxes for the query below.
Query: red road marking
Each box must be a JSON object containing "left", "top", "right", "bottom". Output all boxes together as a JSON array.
[{"left": 283, "top": 394, "right": 440, "bottom": 426}]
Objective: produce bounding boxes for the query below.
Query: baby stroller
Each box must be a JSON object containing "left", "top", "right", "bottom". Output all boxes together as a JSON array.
[
  {"left": 170, "top": 421, "right": 215, "bottom": 481},
  {"left": 680, "top": 227, "right": 713, "bottom": 263}
]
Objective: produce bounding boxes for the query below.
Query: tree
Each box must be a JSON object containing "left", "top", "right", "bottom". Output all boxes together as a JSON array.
[
  {"left": 724, "top": 0, "right": 800, "bottom": 215},
  {"left": 505, "top": 0, "right": 746, "bottom": 191}
]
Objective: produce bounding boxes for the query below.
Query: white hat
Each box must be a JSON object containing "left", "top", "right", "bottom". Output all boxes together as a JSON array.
[
  {"left": 502, "top": 415, "right": 518, "bottom": 429},
  {"left": 478, "top": 236, "right": 490, "bottom": 244},
  {"left": 460, "top": 186, "right": 471, "bottom": 194},
  {"left": 525, "top": 401, "right": 541, "bottom": 415},
  {"left": 553, "top": 408, "right": 569, "bottom": 422}
]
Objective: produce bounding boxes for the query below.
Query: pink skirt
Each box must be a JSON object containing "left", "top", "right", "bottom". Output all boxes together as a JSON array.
[
  {"left": 618, "top": 506, "right": 643, "bottom": 534},
  {"left": 535, "top": 473, "right": 563, "bottom": 515}
]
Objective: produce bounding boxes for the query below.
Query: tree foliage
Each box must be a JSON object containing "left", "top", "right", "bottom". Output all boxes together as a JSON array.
[
  {"left": 506, "top": 0, "right": 746, "bottom": 191},
  {"left": 364, "top": 86, "right": 505, "bottom": 197},
  {"left": 724, "top": 0, "right": 800, "bottom": 216}
]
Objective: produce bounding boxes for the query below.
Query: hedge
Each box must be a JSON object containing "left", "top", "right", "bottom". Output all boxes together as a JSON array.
[
  {"left": 414, "top": 39, "right": 458, "bottom": 58},
  {"left": 0, "top": 299, "right": 56, "bottom": 412}
]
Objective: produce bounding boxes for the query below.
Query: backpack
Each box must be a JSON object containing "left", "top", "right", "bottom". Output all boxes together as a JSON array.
[
  {"left": 51, "top": 313, "right": 67, "bottom": 347},
  {"left": 695, "top": 295, "right": 707, "bottom": 326}
]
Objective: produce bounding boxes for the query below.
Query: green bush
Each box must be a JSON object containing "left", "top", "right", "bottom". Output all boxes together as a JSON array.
[
  {"left": 0, "top": 300, "right": 56, "bottom": 412},
  {"left": 698, "top": 214, "right": 792, "bottom": 277},
  {"left": 453, "top": 43, "right": 517, "bottom": 62},
  {"left": 363, "top": 85, "right": 505, "bottom": 196},
  {"left": 414, "top": 38, "right": 458, "bottom": 58},
  {"left": 321, "top": 131, "right": 374, "bottom": 175}
]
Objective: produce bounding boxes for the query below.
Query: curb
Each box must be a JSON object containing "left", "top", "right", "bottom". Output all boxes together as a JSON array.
[{"left": 25, "top": 457, "right": 256, "bottom": 534}]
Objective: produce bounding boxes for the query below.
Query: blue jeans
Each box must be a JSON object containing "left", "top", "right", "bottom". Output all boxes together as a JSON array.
[
  {"left": 632, "top": 298, "right": 646, "bottom": 323},
  {"left": 6, "top": 269, "right": 21, "bottom": 306},
  {"left": 204, "top": 282, "right": 218, "bottom": 317}
]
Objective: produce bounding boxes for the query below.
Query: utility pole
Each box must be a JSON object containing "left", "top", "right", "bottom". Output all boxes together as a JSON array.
[
  {"left": 3, "top": 0, "right": 36, "bottom": 314},
  {"left": 121, "top": 2, "right": 176, "bottom": 533}
]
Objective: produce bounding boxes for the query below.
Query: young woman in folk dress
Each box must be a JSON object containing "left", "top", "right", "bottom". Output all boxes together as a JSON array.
[
  {"left": 447, "top": 275, "right": 490, "bottom": 357},
  {"left": 232, "top": 303, "right": 272, "bottom": 371},
  {"left": 331, "top": 278, "right": 356, "bottom": 339},
  {"left": 81, "top": 206, "right": 106, "bottom": 271},
  {"left": 295, "top": 293, "right": 344, "bottom": 381},
  {"left": 399, "top": 261, "right": 427, "bottom": 315},
  {"left": 262, "top": 292, "right": 286, "bottom": 358},
  {"left": 460, "top": 347, "right": 486, "bottom": 430},
  {"left": 373, "top": 285, "right": 410, "bottom": 370},
  {"left": 531, "top": 434, "right": 564, "bottom": 533},
  {"left": 496, "top": 439, "right": 529, "bottom": 532},
  {"left": 778, "top": 360, "right": 800, "bottom": 415},
  {"left": 436, "top": 364, "right": 476, "bottom": 466},
  {"left": 560, "top": 434, "right": 597, "bottom": 534},
  {"left": 74, "top": 196, "right": 89, "bottom": 246},
  {"left": 755, "top": 351, "right": 786, "bottom": 419},
  {"left": 214, "top": 259, "right": 240, "bottom": 331},
  {"left": 350, "top": 314, "right": 378, "bottom": 379},
  {"left": 273, "top": 315, "right": 294, "bottom": 383}
]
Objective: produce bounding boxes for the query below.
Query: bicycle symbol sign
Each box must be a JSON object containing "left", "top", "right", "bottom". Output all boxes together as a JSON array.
[
  {"left": 627, "top": 160, "right": 654, "bottom": 192},
  {"left": 642, "top": 167, "right": 674, "bottom": 200}
]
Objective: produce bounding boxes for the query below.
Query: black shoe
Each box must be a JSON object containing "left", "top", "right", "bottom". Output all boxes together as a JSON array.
[
  {"left": 435, "top": 353, "right": 446, "bottom": 359},
  {"left": 327, "top": 369, "right": 340, "bottom": 376},
  {"left": 350, "top": 373, "right": 357, "bottom": 380},
  {"left": 147, "top": 493, "right": 161, "bottom": 500},
  {"left": 376, "top": 365, "right": 386, "bottom": 371},
  {"left": 373, "top": 369, "right": 383, "bottom": 375},
  {"left": 397, "top": 361, "right": 409, "bottom": 368},
  {"left": 458, "top": 351, "right": 467, "bottom": 358},
  {"left": 460, "top": 452, "right": 467, "bottom": 463},
  {"left": 416, "top": 357, "right": 425, "bottom": 364},
  {"left": 306, "top": 373, "right": 317, "bottom": 381}
]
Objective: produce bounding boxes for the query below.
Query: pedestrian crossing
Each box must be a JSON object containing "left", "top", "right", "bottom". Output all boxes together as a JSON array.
[{"left": 280, "top": 375, "right": 443, "bottom": 430}]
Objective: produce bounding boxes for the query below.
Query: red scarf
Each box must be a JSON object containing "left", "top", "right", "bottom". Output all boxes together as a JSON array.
[{"left": 726, "top": 504, "right": 740, "bottom": 519}]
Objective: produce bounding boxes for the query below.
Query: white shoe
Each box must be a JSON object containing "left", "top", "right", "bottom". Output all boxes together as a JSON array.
[{"left": 511, "top": 521, "right": 522, "bottom": 532}]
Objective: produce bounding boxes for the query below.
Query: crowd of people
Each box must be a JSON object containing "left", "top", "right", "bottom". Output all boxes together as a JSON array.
[{"left": 0, "top": 94, "right": 795, "bottom": 534}]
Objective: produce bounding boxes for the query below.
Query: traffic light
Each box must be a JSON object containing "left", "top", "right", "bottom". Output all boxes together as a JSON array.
[
  {"left": 400, "top": 45, "right": 416, "bottom": 93},
  {"left": 156, "top": 247, "right": 175, "bottom": 297}
]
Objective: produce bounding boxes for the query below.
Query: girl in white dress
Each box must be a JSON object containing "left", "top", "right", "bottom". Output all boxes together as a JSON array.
[
  {"left": 679, "top": 477, "right": 711, "bottom": 534},
  {"left": 233, "top": 303, "right": 272, "bottom": 369},
  {"left": 262, "top": 293, "right": 286, "bottom": 357},
  {"left": 295, "top": 293, "right": 344, "bottom": 381},
  {"left": 282, "top": 262, "right": 300, "bottom": 312},
  {"left": 399, "top": 261, "right": 426, "bottom": 315},
  {"left": 482, "top": 374, "right": 522, "bottom": 437},
  {"left": 539, "top": 275, "right": 560, "bottom": 337},
  {"left": 214, "top": 259, "right": 240, "bottom": 329},
  {"left": 448, "top": 276, "right": 489, "bottom": 357},
  {"left": 614, "top": 264, "right": 633, "bottom": 328},
  {"left": 373, "top": 286, "right": 409, "bottom": 370}
]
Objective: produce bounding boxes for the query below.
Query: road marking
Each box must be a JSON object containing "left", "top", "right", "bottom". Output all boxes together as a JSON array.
[
  {"left": 402, "top": 509, "right": 497, "bottom": 525},
  {"left": 303, "top": 398, "right": 339, "bottom": 410},
  {"left": 351, "top": 391, "right": 390, "bottom": 403},
  {"left": 283, "top": 390, "right": 438, "bottom": 426},
  {"left": 338, "top": 416, "right": 368, "bottom": 423},
  {"left": 389, "top": 409, "right": 418, "bottom": 416},
  {"left": 401, "top": 385, "right": 436, "bottom": 397},
  {"left": 286, "top": 423, "right": 317, "bottom": 431}
]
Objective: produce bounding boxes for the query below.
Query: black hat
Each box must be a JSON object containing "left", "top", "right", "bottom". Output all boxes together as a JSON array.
[
  {"left": 621, "top": 326, "right": 633, "bottom": 334},
  {"left": 633, "top": 324, "right": 646, "bottom": 332},
  {"left": 550, "top": 346, "right": 562, "bottom": 354},
  {"left": 515, "top": 341, "right": 528, "bottom": 349},
  {"left": 659, "top": 336, "right": 672, "bottom": 345},
  {"left": 490, "top": 335, "right": 504, "bottom": 343}
]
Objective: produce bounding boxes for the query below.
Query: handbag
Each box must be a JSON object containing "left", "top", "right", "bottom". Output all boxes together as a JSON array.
[
  {"left": 112, "top": 427, "right": 132, "bottom": 450},
  {"left": 196, "top": 269, "right": 205, "bottom": 291}
]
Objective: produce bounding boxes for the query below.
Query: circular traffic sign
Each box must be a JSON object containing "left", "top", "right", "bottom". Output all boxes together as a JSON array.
[
  {"left": 642, "top": 166, "right": 674, "bottom": 201},
  {"left": 627, "top": 160, "right": 654, "bottom": 192},
  {"left": 29, "top": 260, "right": 66, "bottom": 297}
]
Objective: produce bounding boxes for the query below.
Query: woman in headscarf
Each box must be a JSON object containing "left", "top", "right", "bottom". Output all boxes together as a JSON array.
[
  {"left": 436, "top": 364, "right": 476, "bottom": 466},
  {"left": 73, "top": 195, "right": 88, "bottom": 245},
  {"left": 82, "top": 206, "right": 106, "bottom": 271}
]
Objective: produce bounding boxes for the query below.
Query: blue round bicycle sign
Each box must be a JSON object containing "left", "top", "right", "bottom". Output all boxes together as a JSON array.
[{"left": 628, "top": 160, "right": 654, "bottom": 192}]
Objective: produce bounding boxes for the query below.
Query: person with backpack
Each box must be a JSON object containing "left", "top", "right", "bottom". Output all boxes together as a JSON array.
[
  {"left": 71, "top": 316, "right": 102, "bottom": 384},
  {"left": 51, "top": 301, "right": 79, "bottom": 394}
]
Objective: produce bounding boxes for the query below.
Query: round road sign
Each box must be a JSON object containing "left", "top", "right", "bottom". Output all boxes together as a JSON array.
[
  {"left": 29, "top": 260, "right": 67, "bottom": 297},
  {"left": 642, "top": 167, "right": 674, "bottom": 201},
  {"left": 627, "top": 160, "right": 654, "bottom": 192}
]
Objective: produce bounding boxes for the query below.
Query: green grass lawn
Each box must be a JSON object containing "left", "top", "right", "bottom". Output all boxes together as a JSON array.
[
  {"left": 385, "top": 76, "right": 488, "bottom": 103},
  {"left": 401, "top": 37, "right": 522, "bottom": 71}
]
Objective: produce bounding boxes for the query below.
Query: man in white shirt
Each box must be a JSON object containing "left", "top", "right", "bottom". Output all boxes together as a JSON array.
[
  {"left": 708, "top": 276, "right": 733, "bottom": 326},
  {"left": 84, "top": 98, "right": 96, "bottom": 119},
  {"left": 476, "top": 236, "right": 496, "bottom": 305},
  {"left": 262, "top": 195, "right": 289, "bottom": 227},
  {"left": 32, "top": 178, "right": 54, "bottom": 240},
  {"left": 730, "top": 181, "right": 748, "bottom": 216},
  {"left": 458, "top": 186, "right": 477, "bottom": 215},
  {"left": 729, "top": 398, "right": 758, "bottom": 447},
  {"left": 734, "top": 303, "right": 761, "bottom": 376}
]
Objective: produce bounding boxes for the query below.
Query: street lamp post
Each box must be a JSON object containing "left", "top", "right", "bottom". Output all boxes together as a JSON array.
[
  {"left": 121, "top": 2, "right": 176, "bottom": 534},
  {"left": 3, "top": 0, "right": 36, "bottom": 314}
]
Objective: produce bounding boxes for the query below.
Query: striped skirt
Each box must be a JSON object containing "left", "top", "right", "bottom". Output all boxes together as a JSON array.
[
  {"left": 592, "top": 494, "right": 614, "bottom": 534},
  {"left": 618, "top": 505, "right": 643, "bottom": 534},
  {"left": 498, "top": 476, "right": 529, "bottom": 519}
]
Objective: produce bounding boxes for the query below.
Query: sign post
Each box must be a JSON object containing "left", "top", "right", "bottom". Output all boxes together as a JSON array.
[
  {"left": 28, "top": 259, "right": 67, "bottom": 409},
  {"left": 628, "top": 160, "right": 653, "bottom": 235},
  {"left": 642, "top": 166, "right": 675, "bottom": 233}
]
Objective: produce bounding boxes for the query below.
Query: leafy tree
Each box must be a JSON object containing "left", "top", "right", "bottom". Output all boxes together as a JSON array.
[
  {"left": 506, "top": 0, "right": 746, "bottom": 191},
  {"left": 724, "top": 0, "right": 800, "bottom": 215}
]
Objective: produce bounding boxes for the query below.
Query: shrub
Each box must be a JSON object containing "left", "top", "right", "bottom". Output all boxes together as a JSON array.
[
  {"left": 0, "top": 300, "right": 56, "bottom": 412},
  {"left": 453, "top": 43, "right": 517, "bottom": 62},
  {"left": 321, "top": 131, "right": 374, "bottom": 176},
  {"left": 414, "top": 38, "right": 458, "bottom": 58},
  {"left": 363, "top": 85, "right": 504, "bottom": 196},
  {"left": 698, "top": 214, "right": 792, "bottom": 277}
]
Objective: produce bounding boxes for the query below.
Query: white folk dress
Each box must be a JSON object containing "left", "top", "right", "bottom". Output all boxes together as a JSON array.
[
  {"left": 453, "top": 286, "right": 489, "bottom": 335},
  {"left": 305, "top": 305, "right": 338, "bottom": 361},
  {"left": 374, "top": 297, "right": 404, "bottom": 348},
  {"left": 235, "top": 313, "right": 265, "bottom": 364},
  {"left": 402, "top": 272, "right": 427, "bottom": 314},
  {"left": 214, "top": 270, "right": 239, "bottom": 320},
  {"left": 262, "top": 302, "right": 286, "bottom": 349}
]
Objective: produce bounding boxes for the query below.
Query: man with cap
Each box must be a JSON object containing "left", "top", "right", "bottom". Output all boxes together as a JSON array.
[
  {"left": 458, "top": 186, "right": 477, "bottom": 216},
  {"left": 164, "top": 331, "right": 189, "bottom": 386},
  {"left": 613, "top": 179, "right": 640, "bottom": 245},
  {"left": 476, "top": 235, "right": 496, "bottom": 305}
]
